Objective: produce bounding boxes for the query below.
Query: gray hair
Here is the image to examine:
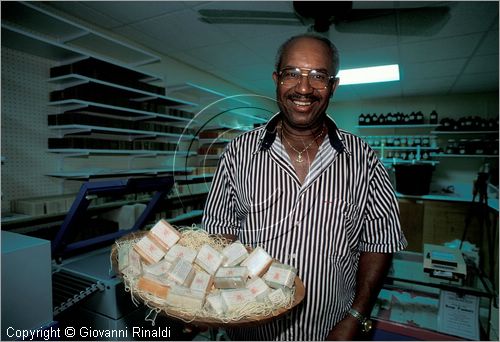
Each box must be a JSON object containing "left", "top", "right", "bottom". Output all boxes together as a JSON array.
[{"left": 275, "top": 33, "right": 340, "bottom": 76}]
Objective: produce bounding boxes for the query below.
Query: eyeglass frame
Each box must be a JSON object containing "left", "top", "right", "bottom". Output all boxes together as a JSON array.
[{"left": 276, "top": 66, "right": 337, "bottom": 89}]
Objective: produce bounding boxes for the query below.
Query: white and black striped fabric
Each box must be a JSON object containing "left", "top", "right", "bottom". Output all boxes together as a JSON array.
[{"left": 202, "top": 113, "right": 407, "bottom": 341}]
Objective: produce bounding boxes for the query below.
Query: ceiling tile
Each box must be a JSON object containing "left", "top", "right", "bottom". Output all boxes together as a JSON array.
[
  {"left": 402, "top": 76, "right": 455, "bottom": 96},
  {"left": 402, "top": 59, "right": 467, "bottom": 80},
  {"left": 83, "top": 1, "right": 187, "bottom": 24},
  {"left": 45, "top": 2, "right": 122, "bottom": 29},
  {"left": 399, "top": 33, "right": 483, "bottom": 63},
  {"left": 463, "top": 54, "right": 499, "bottom": 74},
  {"left": 475, "top": 30, "right": 499, "bottom": 56},
  {"left": 355, "top": 81, "right": 402, "bottom": 100},
  {"left": 331, "top": 31, "right": 398, "bottom": 52},
  {"left": 183, "top": 41, "right": 264, "bottom": 69},
  {"left": 399, "top": 2, "right": 499, "bottom": 44},
  {"left": 127, "top": 9, "right": 233, "bottom": 53},
  {"left": 223, "top": 64, "right": 274, "bottom": 83},
  {"left": 340, "top": 46, "right": 399, "bottom": 69},
  {"left": 452, "top": 72, "right": 499, "bottom": 93}
]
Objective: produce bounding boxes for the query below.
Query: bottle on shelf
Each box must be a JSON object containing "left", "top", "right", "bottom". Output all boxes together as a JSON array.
[
  {"left": 415, "top": 111, "right": 424, "bottom": 124},
  {"left": 359, "top": 114, "right": 366, "bottom": 126},
  {"left": 371, "top": 113, "right": 379, "bottom": 125},
  {"left": 365, "top": 114, "right": 372, "bottom": 125},
  {"left": 429, "top": 110, "right": 438, "bottom": 124},
  {"left": 409, "top": 112, "right": 416, "bottom": 124},
  {"left": 378, "top": 113, "right": 386, "bottom": 125}
]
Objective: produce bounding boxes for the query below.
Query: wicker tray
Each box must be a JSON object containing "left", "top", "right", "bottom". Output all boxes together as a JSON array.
[{"left": 111, "top": 231, "right": 306, "bottom": 328}]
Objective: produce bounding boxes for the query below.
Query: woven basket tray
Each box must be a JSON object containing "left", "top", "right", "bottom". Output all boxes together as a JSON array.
[{"left": 111, "top": 231, "right": 305, "bottom": 328}]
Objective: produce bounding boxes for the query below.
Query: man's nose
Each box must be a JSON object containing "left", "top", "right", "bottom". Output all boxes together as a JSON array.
[{"left": 295, "top": 75, "right": 314, "bottom": 94}]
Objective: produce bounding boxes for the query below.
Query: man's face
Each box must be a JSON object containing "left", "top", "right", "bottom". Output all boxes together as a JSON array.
[{"left": 272, "top": 37, "right": 339, "bottom": 130}]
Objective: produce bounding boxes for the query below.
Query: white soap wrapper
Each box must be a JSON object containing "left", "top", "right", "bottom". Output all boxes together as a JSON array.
[
  {"left": 165, "top": 285, "right": 205, "bottom": 311},
  {"left": 222, "top": 241, "right": 249, "bottom": 267},
  {"left": 214, "top": 267, "right": 249, "bottom": 288},
  {"left": 206, "top": 293, "right": 227, "bottom": 315},
  {"left": 122, "top": 248, "right": 142, "bottom": 277},
  {"left": 268, "top": 288, "right": 291, "bottom": 306},
  {"left": 143, "top": 259, "right": 172, "bottom": 277},
  {"left": 164, "top": 244, "right": 197, "bottom": 264},
  {"left": 190, "top": 270, "right": 213, "bottom": 294},
  {"left": 134, "top": 235, "right": 165, "bottom": 264},
  {"left": 168, "top": 258, "right": 195, "bottom": 286},
  {"left": 149, "top": 219, "right": 181, "bottom": 251},
  {"left": 246, "top": 277, "right": 271, "bottom": 301},
  {"left": 241, "top": 246, "right": 273, "bottom": 278},
  {"left": 118, "top": 244, "right": 130, "bottom": 271},
  {"left": 220, "top": 289, "right": 256, "bottom": 311},
  {"left": 263, "top": 262, "right": 297, "bottom": 288},
  {"left": 195, "top": 244, "right": 224, "bottom": 275}
]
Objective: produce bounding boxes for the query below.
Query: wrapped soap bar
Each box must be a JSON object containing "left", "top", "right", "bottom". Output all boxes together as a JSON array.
[
  {"left": 246, "top": 277, "right": 271, "bottom": 301},
  {"left": 165, "top": 285, "right": 205, "bottom": 311},
  {"left": 220, "top": 288, "right": 256, "bottom": 311},
  {"left": 222, "top": 241, "right": 249, "bottom": 267},
  {"left": 164, "top": 244, "right": 197, "bottom": 264},
  {"left": 190, "top": 270, "right": 213, "bottom": 295},
  {"left": 168, "top": 258, "right": 195, "bottom": 286},
  {"left": 149, "top": 219, "right": 181, "bottom": 251},
  {"left": 121, "top": 248, "right": 142, "bottom": 277},
  {"left": 195, "top": 244, "right": 224, "bottom": 275},
  {"left": 137, "top": 276, "right": 170, "bottom": 299},
  {"left": 143, "top": 259, "right": 172, "bottom": 277},
  {"left": 134, "top": 235, "right": 165, "bottom": 264},
  {"left": 142, "top": 271, "right": 173, "bottom": 287},
  {"left": 214, "top": 267, "right": 248, "bottom": 289},
  {"left": 241, "top": 246, "right": 273, "bottom": 278},
  {"left": 263, "top": 262, "right": 297, "bottom": 288},
  {"left": 267, "top": 288, "right": 291, "bottom": 306},
  {"left": 206, "top": 292, "right": 227, "bottom": 315},
  {"left": 118, "top": 244, "right": 131, "bottom": 271}
]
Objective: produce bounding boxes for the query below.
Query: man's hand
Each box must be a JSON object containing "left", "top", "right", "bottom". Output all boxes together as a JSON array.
[{"left": 326, "top": 315, "right": 359, "bottom": 340}]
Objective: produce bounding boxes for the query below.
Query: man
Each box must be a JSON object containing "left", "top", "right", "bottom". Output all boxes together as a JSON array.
[{"left": 202, "top": 33, "right": 407, "bottom": 340}]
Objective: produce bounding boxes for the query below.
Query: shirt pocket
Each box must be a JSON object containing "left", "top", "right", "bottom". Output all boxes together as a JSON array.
[{"left": 321, "top": 198, "right": 361, "bottom": 258}]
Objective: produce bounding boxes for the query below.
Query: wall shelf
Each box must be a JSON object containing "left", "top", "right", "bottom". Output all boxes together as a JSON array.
[
  {"left": 167, "top": 209, "right": 203, "bottom": 224},
  {"left": 432, "top": 153, "right": 498, "bottom": 158},
  {"left": 47, "top": 148, "right": 196, "bottom": 157},
  {"left": 431, "top": 130, "right": 499, "bottom": 135},
  {"left": 49, "top": 124, "right": 195, "bottom": 141},
  {"left": 357, "top": 124, "right": 440, "bottom": 129},
  {"left": 2, "top": 1, "right": 160, "bottom": 66},
  {"left": 372, "top": 146, "right": 438, "bottom": 151},
  {"left": 46, "top": 167, "right": 193, "bottom": 180}
]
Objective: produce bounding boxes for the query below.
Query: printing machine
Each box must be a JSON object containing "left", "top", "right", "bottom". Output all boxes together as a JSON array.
[{"left": 3, "top": 176, "right": 197, "bottom": 340}]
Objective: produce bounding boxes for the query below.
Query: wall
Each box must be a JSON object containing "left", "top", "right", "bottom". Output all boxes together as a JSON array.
[{"left": 331, "top": 92, "right": 499, "bottom": 192}]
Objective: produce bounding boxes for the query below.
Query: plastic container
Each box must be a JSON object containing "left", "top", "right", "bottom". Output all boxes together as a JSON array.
[{"left": 394, "top": 163, "right": 434, "bottom": 195}]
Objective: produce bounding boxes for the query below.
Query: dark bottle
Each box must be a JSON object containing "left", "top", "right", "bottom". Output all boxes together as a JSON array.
[
  {"left": 430, "top": 110, "right": 438, "bottom": 124},
  {"left": 409, "top": 111, "right": 416, "bottom": 124},
  {"left": 416, "top": 111, "right": 424, "bottom": 124},
  {"left": 365, "top": 114, "right": 371, "bottom": 125},
  {"left": 378, "top": 113, "right": 386, "bottom": 125},
  {"left": 359, "top": 114, "right": 366, "bottom": 126},
  {"left": 371, "top": 113, "right": 379, "bottom": 125},
  {"left": 404, "top": 114, "right": 410, "bottom": 124}
]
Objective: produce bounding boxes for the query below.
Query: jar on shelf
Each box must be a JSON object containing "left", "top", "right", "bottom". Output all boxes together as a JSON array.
[
  {"left": 416, "top": 111, "right": 424, "bottom": 124},
  {"left": 414, "top": 137, "right": 422, "bottom": 146},
  {"left": 458, "top": 139, "right": 468, "bottom": 154},
  {"left": 422, "top": 137, "right": 430, "bottom": 147},
  {"left": 407, "top": 137, "right": 414, "bottom": 147},
  {"left": 393, "top": 137, "right": 401, "bottom": 146},
  {"left": 430, "top": 110, "right": 438, "bottom": 124},
  {"left": 400, "top": 137, "right": 407, "bottom": 147},
  {"left": 378, "top": 114, "right": 386, "bottom": 124},
  {"left": 471, "top": 139, "right": 483, "bottom": 155},
  {"left": 358, "top": 114, "right": 366, "bottom": 126},
  {"left": 446, "top": 139, "right": 457, "bottom": 154},
  {"left": 386, "top": 137, "right": 394, "bottom": 146}
]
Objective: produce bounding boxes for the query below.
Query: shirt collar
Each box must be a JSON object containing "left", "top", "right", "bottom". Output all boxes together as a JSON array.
[{"left": 257, "top": 112, "right": 347, "bottom": 154}]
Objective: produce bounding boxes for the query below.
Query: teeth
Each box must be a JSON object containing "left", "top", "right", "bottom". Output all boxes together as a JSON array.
[{"left": 293, "top": 100, "right": 311, "bottom": 106}]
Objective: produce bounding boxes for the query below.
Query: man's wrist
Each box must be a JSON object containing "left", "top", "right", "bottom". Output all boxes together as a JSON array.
[{"left": 346, "top": 308, "right": 373, "bottom": 333}]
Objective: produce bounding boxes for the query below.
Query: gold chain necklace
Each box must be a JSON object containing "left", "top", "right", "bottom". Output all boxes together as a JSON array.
[{"left": 280, "top": 126, "right": 326, "bottom": 163}]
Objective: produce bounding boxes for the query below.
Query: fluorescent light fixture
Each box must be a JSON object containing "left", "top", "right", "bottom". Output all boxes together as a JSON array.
[{"left": 337, "top": 64, "right": 400, "bottom": 85}]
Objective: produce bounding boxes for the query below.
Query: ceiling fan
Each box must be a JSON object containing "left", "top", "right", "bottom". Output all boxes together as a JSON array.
[{"left": 198, "top": 1, "right": 451, "bottom": 36}]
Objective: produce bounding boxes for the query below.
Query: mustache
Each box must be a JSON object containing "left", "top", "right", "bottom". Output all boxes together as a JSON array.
[{"left": 288, "top": 94, "right": 319, "bottom": 101}]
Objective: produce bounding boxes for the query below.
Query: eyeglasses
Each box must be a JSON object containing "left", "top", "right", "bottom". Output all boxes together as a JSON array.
[{"left": 277, "top": 67, "right": 335, "bottom": 89}]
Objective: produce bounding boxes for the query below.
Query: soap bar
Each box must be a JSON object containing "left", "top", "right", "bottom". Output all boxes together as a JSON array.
[
  {"left": 168, "top": 258, "right": 195, "bottom": 286},
  {"left": 267, "top": 288, "right": 291, "bottom": 306},
  {"left": 220, "top": 288, "right": 256, "bottom": 311},
  {"left": 263, "top": 262, "right": 297, "bottom": 288},
  {"left": 118, "top": 244, "right": 131, "bottom": 271},
  {"left": 165, "top": 285, "right": 205, "bottom": 311},
  {"left": 143, "top": 259, "right": 172, "bottom": 277},
  {"left": 137, "top": 276, "right": 170, "bottom": 299},
  {"left": 134, "top": 235, "right": 165, "bottom": 264},
  {"left": 164, "top": 244, "right": 197, "bottom": 264},
  {"left": 214, "top": 267, "right": 249, "bottom": 289},
  {"left": 206, "top": 292, "right": 227, "bottom": 315},
  {"left": 149, "top": 219, "right": 181, "bottom": 251},
  {"left": 195, "top": 244, "right": 224, "bottom": 275},
  {"left": 190, "top": 270, "right": 213, "bottom": 295},
  {"left": 241, "top": 246, "right": 273, "bottom": 278},
  {"left": 246, "top": 277, "right": 271, "bottom": 301},
  {"left": 142, "top": 271, "right": 173, "bottom": 286},
  {"left": 122, "top": 248, "right": 142, "bottom": 277},
  {"left": 222, "top": 241, "right": 249, "bottom": 267}
]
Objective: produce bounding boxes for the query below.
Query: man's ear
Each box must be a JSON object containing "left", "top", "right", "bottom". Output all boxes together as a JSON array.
[
  {"left": 329, "top": 77, "right": 340, "bottom": 98},
  {"left": 272, "top": 71, "right": 279, "bottom": 85}
]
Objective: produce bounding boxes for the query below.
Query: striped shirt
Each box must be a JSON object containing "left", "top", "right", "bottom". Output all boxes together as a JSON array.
[{"left": 202, "top": 113, "right": 407, "bottom": 340}]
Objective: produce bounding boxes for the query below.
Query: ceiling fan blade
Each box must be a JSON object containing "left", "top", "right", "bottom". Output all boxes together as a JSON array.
[{"left": 199, "top": 17, "right": 303, "bottom": 26}]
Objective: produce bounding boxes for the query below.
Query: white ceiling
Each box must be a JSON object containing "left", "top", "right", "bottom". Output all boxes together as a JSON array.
[{"left": 45, "top": 1, "right": 499, "bottom": 103}]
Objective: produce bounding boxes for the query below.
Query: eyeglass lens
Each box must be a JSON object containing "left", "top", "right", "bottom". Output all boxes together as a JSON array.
[{"left": 279, "top": 68, "right": 330, "bottom": 89}]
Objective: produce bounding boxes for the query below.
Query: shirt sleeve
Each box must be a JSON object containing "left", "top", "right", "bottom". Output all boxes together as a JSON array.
[
  {"left": 202, "top": 150, "right": 240, "bottom": 237},
  {"left": 359, "top": 158, "right": 408, "bottom": 253}
]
